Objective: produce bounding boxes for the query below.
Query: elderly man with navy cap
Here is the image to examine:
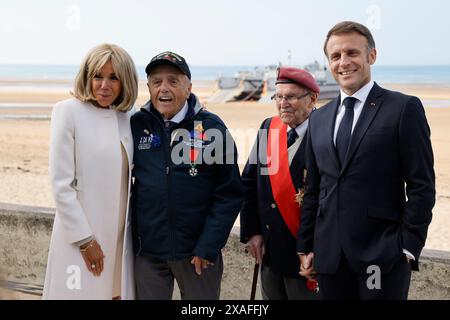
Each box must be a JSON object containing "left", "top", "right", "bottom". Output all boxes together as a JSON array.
[
  {"left": 240, "top": 66, "right": 321, "bottom": 300},
  {"left": 130, "top": 51, "right": 243, "bottom": 300}
]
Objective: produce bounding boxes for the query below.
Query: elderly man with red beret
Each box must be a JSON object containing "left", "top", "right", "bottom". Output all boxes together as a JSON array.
[{"left": 240, "top": 67, "right": 321, "bottom": 300}]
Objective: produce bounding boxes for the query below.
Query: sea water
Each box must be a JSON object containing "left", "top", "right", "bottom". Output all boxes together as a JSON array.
[{"left": 1, "top": 64, "right": 450, "bottom": 84}]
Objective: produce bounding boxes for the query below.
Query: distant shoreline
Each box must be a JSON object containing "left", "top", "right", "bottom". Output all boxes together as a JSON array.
[{"left": 1, "top": 64, "right": 450, "bottom": 83}]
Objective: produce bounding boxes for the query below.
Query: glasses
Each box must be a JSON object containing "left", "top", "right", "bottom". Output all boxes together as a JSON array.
[{"left": 271, "top": 92, "right": 310, "bottom": 103}]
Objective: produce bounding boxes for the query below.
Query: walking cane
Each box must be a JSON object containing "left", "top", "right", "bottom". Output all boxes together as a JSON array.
[{"left": 250, "top": 263, "right": 260, "bottom": 300}]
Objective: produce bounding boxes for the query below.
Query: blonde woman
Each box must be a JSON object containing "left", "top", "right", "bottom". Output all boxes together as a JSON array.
[{"left": 43, "top": 44, "right": 138, "bottom": 299}]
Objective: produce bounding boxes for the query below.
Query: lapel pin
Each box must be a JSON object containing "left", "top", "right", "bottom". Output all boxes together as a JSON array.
[{"left": 370, "top": 102, "right": 376, "bottom": 107}]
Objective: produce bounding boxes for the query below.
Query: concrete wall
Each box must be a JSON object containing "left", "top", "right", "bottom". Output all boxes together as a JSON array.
[
  {"left": 0, "top": 203, "right": 53, "bottom": 287},
  {"left": 1, "top": 202, "right": 449, "bottom": 300}
]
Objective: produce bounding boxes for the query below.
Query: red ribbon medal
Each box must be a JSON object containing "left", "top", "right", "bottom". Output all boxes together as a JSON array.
[{"left": 188, "top": 123, "right": 205, "bottom": 176}]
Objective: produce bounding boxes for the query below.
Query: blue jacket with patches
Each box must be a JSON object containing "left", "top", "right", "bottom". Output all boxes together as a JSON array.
[{"left": 130, "top": 93, "right": 243, "bottom": 262}]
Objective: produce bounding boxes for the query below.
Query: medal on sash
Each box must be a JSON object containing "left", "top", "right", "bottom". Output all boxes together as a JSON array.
[{"left": 295, "top": 169, "right": 307, "bottom": 206}]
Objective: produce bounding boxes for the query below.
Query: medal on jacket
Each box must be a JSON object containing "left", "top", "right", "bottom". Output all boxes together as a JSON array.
[
  {"left": 138, "top": 129, "right": 161, "bottom": 150},
  {"left": 295, "top": 169, "right": 307, "bottom": 206},
  {"left": 189, "top": 147, "right": 199, "bottom": 177},
  {"left": 188, "top": 123, "right": 205, "bottom": 177},
  {"left": 189, "top": 165, "right": 198, "bottom": 177}
]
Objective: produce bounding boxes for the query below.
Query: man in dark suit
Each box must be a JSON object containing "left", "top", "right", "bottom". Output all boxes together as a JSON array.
[
  {"left": 240, "top": 67, "right": 321, "bottom": 300},
  {"left": 297, "top": 21, "right": 435, "bottom": 300}
]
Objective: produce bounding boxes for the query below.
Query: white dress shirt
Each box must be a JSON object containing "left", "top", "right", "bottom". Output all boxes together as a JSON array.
[
  {"left": 333, "top": 80, "right": 374, "bottom": 145},
  {"left": 166, "top": 101, "right": 189, "bottom": 124},
  {"left": 289, "top": 118, "right": 309, "bottom": 144}
]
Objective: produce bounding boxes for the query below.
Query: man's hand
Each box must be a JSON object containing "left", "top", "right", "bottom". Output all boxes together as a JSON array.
[
  {"left": 299, "top": 252, "right": 316, "bottom": 279},
  {"left": 190, "top": 256, "right": 214, "bottom": 275},
  {"left": 245, "top": 235, "right": 264, "bottom": 265}
]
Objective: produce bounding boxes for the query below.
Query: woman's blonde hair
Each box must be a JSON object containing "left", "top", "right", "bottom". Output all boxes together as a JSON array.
[{"left": 72, "top": 43, "right": 138, "bottom": 112}]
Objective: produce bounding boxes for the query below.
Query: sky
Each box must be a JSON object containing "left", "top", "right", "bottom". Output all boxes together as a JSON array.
[{"left": 1, "top": 0, "right": 449, "bottom": 66}]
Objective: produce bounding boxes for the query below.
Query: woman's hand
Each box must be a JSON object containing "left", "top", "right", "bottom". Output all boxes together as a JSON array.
[{"left": 80, "top": 239, "right": 105, "bottom": 277}]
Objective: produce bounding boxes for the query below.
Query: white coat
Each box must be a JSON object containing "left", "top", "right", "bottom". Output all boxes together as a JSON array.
[{"left": 43, "top": 98, "right": 135, "bottom": 300}]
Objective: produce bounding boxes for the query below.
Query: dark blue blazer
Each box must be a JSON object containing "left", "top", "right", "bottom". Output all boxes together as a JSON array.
[
  {"left": 240, "top": 117, "right": 306, "bottom": 277},
  {"left": 297, "top": 83, "right": 435, "bottom": 274}
]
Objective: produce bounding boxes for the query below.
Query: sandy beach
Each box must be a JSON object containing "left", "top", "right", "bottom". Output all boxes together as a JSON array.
[{"left": 0, "top": 80, "right": 449, "bottom": 252}]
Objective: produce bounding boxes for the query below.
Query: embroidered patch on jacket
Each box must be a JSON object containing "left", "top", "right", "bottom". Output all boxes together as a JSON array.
[{"left": 138, "top": 132, "right": 161, "bottom": 150}]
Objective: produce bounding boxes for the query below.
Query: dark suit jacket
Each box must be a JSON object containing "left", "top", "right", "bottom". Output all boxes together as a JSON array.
[
  {"left": 240, "top": 117, "right": 307, "bottom": 277},
  {"left": 297, "top": 83, "right": 435, "bottom": 274}
]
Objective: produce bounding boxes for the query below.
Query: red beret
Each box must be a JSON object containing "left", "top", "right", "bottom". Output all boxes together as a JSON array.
[{"left": 276, "top": 67, "right": 320, "bottom": 93}]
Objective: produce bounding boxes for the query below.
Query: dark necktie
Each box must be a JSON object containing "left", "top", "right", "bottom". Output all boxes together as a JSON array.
[
  {"left": 336, "top": 97, "right": 357, "bottom": 165},
  {"left": 164, "top": 120, "right": 176, "bottom": 138},
  {"left": 287, "top": 128, "right": 299, "bottom": 148}
]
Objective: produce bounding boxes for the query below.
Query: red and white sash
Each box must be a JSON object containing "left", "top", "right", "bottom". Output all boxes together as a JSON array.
[{"left": 267, "top": 116, "right": 301, "bottom": 238}]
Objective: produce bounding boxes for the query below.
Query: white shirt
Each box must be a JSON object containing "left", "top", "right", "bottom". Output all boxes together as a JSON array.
[
  {"left": 333, "top": 80, "right": 374, "bottom": 145},
  {"left": 289, "top": 118, "right": 309, "bottom": 144},
  {"left": 165, "top": 101, "right": 188, "bottom": 124}
]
